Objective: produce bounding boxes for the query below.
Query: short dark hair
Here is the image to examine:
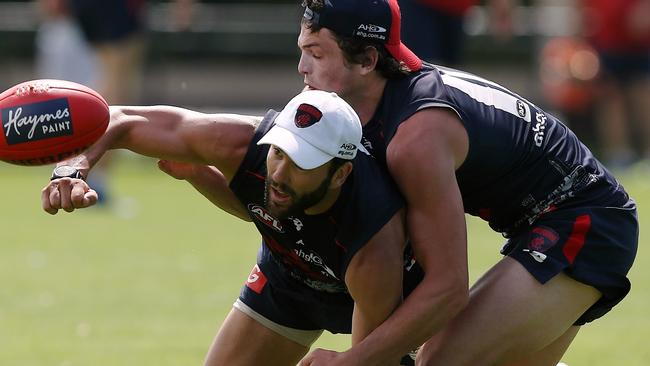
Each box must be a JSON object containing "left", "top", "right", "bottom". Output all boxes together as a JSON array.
[{"left": 301, "top": 0, "right": 410, "bottom": 79}]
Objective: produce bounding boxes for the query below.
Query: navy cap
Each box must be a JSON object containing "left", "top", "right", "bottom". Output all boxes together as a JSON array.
[{"left": 303, "top": 0, "right": 422, "bottom": 72}]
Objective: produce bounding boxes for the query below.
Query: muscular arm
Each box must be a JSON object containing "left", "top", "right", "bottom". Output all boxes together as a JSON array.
[
  {"left": 300, "top": 211, "right": 407, "bottom": 366},
  {"left": 42, "top": 105, "right": 261, "bottom": 214},
  {"left": 90, "top": 106, "right": 260, "bottom": 179},
  {"left": 340, "top": 108, "right": 470, "bottom": 364},
  {"left": 383, "top": 108, "right": 469, "bottom": 356},
  {"left": 346, "top": 211, "right": 406, "bottom": 345}
]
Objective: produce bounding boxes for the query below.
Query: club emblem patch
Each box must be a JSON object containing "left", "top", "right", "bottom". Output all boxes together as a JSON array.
[
  {"left": 294, "top": 103, "right": 322, "bottom": 128},
  {"left": 528, "top": 226, "right": 559, "bottom": 252}
]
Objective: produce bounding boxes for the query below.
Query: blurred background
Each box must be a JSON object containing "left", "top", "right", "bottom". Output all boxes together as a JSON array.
[
  {"left": 1, "top": 1, "right": 648, "bottom": 365},
  {"left": 0, "top": 1, "right": 611, "bottom": 117},
  {"left": 3, "top": 0, "right": 648, "bottom": 170}
]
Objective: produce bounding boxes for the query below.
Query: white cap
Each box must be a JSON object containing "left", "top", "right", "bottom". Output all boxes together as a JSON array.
[{"left": 257, "top": 90, "right": 361, "bottom": 170}]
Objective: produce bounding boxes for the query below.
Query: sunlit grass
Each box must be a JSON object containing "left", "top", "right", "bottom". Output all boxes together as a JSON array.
[{"left": 1, "top": 158, "right": 646, "bottom": 365}]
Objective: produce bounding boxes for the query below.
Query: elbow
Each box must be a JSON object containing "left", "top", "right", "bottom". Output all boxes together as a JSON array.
[
  {"left": 107, "top": 106, "right": 131, "bottom": 139},
  {"left": 109, "top": 105, "right": 126, "bottom": 123}
]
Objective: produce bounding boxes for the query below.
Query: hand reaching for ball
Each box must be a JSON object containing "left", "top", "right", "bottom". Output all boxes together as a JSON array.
[{"left": 42, "top": 177, "right": 98, "bottom": 214}]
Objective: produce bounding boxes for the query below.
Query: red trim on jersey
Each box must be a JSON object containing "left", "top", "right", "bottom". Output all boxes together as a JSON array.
[
  {"left": 245, "top": 170, "right": 266, "bottom": 181},
  {"left": 563, "top": 214, "right": 591, "bottom": 264},
  {"left": 335, "top": 239, "right": 348, "bottom": 252}
]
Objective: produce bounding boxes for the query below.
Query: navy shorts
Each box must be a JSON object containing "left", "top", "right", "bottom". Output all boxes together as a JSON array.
[
  {"left": 239, "top": 260, "right": 355, "bottom": 335},
  {"left": 238, "top": 246, "right": 425, "bottom": 336},
  {"left": 501, "top": 196, "right": 638, "bottom": 325}
]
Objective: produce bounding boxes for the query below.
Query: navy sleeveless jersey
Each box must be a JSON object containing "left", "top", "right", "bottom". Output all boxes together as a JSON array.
[
  {"left": 362, "top": 63, "right": 626, "bottom": 236},
  {"left": 229, "top": 110, "right": 404, "bottom": 293}
]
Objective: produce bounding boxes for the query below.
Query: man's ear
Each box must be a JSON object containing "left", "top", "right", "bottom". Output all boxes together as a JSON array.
[
  {"left": 359, "top": 46, "right": 379, "bottom": 75},
  {"left": 330, "top": 161, "right": 353, "bottom": 189}
]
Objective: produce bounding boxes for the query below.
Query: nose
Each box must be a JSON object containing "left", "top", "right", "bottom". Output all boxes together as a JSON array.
[
  {"left": 297, "top": 52, "right": 308, "bottom": 76},
  {"left": 270, "top": 158, "right": 290, "bottom": 186}
]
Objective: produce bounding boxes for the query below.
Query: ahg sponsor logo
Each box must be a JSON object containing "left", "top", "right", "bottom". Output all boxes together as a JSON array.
[
  {"left": 2, "top": 98, "right": 73, "bottom": 145},
  {"left": 357, "top": 24, "right": 386, "bottom": 33},
  {"left": 355, "top": 24, "right": 387, "bottom": 40},
  {"left": 294, "top": 247, "right": 338, "bottom": 279},
  {"left": 248, "top": 204, "right": 284, "bottom": 232},
  {"left": 338, "top": 142, "right": 356, "bottom": 157}
]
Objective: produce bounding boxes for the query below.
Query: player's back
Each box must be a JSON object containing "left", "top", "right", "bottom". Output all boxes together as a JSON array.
[{"left": 363, "top": 63, "right": 626, "bottom": 236}]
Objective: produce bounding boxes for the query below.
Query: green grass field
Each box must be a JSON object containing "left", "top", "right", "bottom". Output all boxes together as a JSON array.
[{"left": 1, "top": 156, "right": 648, "bottom": 365}]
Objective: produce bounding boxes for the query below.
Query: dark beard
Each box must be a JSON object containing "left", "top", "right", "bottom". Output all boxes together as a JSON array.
[{"left": 264, "top": 174, "right": 332, "bottom": 220}]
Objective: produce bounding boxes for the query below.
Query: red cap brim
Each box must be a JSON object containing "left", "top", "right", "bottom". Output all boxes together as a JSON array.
[
  {"left": 386, "top": 0, "right": 422, "bottom": 72},
  {"left": 385, "top": 42, "right": 422, "bottom": 72}
]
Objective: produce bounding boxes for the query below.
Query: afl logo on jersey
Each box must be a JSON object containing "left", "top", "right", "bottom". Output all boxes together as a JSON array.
[
  {"left": 248, "top": 204, "right": 284, "bottom": 232},
  {"left": 294, "top": 103, "right": 323, "bottom": 128}
]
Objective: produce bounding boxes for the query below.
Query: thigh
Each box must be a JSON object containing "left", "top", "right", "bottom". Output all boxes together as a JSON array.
[
  {"left": 505, "top": 326, "right": 580, "bottom": 366},
  {"left": 504, "top": 202, "right": 637, "bottom": 325},
  {"left": 417, "top": 257, "right": 601, "bottom": 366},
  {"left": 204, "top": 307, "right": 310, "bottom": 366}
]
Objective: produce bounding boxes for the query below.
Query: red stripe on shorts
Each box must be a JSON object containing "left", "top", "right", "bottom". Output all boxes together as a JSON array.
[{"left": 563, "top": 214, "right": 591, "bottom": 264}]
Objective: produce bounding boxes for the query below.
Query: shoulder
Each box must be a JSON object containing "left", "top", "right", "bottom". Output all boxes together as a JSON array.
[
  {"left": 388, "top": 107, "right": 468, "bottom": 171},
  {"left": 379, "top": 64, "right": 457, "bottom": 138},
  {"left": 227, "top": 110, "right": 278, "bottom": 180}
]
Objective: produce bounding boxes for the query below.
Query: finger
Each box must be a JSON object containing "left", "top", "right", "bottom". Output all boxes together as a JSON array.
[
  {"left": 49, "top": 183, "right": 62, "bottom": 210},
  {"left": 57, "top": 178, "right": 74, "bottom": 212},
  {"left": 41, "top": 184, "right": 59, "bottom": 215},
  {"left": 158, "top": 159, "right": 170, "bottom": 173},
  {"left": 70, "top": 180, "right": 90, "bottom": 207},
  {"left": 82, "top": 189, "right": 99, "bottom": 208},
  {"left": 298, "top": 351, "right": 316, "bottom": 366}
]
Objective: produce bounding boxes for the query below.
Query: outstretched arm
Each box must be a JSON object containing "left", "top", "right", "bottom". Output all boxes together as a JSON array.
[
  {"left": 86, "top": 105, "right": 259, "bottom": 179},
  {"left": 42, "top": 105, "right": 261, "bottom": 214}
]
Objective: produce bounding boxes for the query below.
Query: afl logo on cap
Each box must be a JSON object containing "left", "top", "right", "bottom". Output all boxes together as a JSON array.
[{"left": 294, "top": 103, "right": 323, "bottom": 128}]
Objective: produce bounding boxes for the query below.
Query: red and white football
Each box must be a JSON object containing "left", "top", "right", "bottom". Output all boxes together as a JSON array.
[{"left": 0, "top": 79, "right": 109, "bottom": 166}]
